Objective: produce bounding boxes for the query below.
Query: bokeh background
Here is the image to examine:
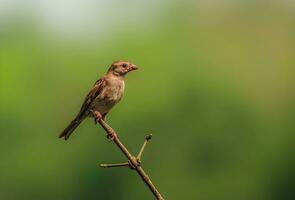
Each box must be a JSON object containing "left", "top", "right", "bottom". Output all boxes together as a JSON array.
[{"left": 1, "top": 0, "right": 295, "bottom": 199}]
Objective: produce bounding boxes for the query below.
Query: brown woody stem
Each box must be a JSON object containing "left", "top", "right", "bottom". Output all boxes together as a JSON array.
[
  {"left": 137, "top": 134, "right": 152, "bottom": 161},
  {"left": 97, "top": 119, "right": 165, "bottom": 200},
  {"left": 100, "top": 162, "right": 129, "bottom": 168}
]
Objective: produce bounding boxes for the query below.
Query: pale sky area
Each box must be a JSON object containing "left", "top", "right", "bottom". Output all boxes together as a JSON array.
[
  {"left": 0, "top": 0, "right": 172, "bottom": 39},
  {"left": 0, "top": 0, "right": 294, "bottom": 39}
]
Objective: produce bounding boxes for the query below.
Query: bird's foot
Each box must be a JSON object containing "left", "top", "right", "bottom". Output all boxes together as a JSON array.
[
  {"left": 107, "top": 132, "right": 117, "bottom": 142},
  {"left": 93, "top": 111, "right": 102, "bottom": 124}
]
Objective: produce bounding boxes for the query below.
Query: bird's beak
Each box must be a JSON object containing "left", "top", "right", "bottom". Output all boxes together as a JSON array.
[{"left": 130, "top": 64, "right": 139, "bottom": 71}]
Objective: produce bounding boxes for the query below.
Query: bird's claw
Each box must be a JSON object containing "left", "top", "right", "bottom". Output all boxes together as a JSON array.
[
  {"left": 107, "top": 132, "right": 117, "bottom": 142},
  {"left": 93, "top": 111, "right": 102, "bottom": 124}
]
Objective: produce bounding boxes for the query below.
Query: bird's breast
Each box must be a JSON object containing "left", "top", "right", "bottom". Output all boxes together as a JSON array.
[
  {"left": 90, "top": 78, "right": 125, "bottom": 114},
  {"left": 103, "top": 79, "right": 125, "bottom": 101}
]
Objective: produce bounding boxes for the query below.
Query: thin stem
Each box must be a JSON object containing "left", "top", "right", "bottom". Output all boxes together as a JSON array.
[
  {"left": 97, "top": 119, "right": 165, "bottom": 200},
  {"left": 137, "top": 134, "right": 152, "bottom": 160},
  {"left": 100, "top": 162, "right": 129, "bottom": 168}
]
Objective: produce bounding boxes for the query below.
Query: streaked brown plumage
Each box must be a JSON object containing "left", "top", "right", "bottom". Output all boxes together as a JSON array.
[{"left": 59, "top": 60, "right": 138, "bottom": 140}]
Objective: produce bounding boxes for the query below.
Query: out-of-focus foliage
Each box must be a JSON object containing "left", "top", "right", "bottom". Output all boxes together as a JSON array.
[{"left": 0, "top": 1, "right": 295, "bottom": 199}]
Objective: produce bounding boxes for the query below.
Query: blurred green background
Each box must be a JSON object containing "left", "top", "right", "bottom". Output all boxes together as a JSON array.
[{"left": 1, "top": 1, "right": 295, "bottom": 199}]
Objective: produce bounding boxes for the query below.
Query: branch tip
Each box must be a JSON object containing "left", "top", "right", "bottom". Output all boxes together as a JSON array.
[{"left": 145, "top": 134, "right": 152, "bottom": 141}]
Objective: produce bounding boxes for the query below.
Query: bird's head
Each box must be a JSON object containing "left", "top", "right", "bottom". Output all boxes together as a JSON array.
[{"left": 107, "top": 60, "right": 139, "bottom": 77}]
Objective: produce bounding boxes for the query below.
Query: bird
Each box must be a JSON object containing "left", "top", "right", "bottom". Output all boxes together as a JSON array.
[{"left": 59, "top": 60, "right": 139, "bottom": 140}]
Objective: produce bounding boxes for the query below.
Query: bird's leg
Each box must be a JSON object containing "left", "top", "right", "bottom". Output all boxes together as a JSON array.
[
  {"left": 107, "top": 131, "right": 117, "bottom": 142},
  {"left": 92, "top": 110, "right": 115, "bottom": 141},
  {"left": 92, "top": 111, "right": 102, "bottom": 124}
]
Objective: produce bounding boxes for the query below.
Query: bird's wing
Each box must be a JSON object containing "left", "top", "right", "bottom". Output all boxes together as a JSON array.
[
  {"left": 78, "top": 76, "right": 107, "bottom": 116},
  {"left": 59, "top": 77, "right": 106, "bottom": 140}
]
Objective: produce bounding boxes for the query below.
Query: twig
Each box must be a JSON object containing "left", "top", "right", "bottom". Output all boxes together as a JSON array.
[
  {"left": 97, "top": 119, "right": 165, "bottom": 200},
  {"left": 137, "top": 134, "right": 152, "bottom": 162},
  {"left": 100, "top": 162, "right": 129, "bottom": 168}
]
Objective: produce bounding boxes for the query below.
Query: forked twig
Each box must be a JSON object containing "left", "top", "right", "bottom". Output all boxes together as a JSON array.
[{"left": 97, "top": 119, "right": 164, "bottom": 200}]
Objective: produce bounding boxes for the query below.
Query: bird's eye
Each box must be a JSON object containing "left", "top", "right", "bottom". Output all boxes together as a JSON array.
[{"left": 122, "top": 63, "right": 127, "bottom": 68}]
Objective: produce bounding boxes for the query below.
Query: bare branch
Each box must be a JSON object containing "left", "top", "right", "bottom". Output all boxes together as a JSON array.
[
  {"left": 97, "top": 119, "right": 165, "bottom": 200},
  {"left": 100, "top": 162, "right": 129, "bottom": 168}
]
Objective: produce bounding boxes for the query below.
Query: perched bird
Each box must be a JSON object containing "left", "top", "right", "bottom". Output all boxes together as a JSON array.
[{"left": 59, "top": 60, "right": 138, "bottom": 140}]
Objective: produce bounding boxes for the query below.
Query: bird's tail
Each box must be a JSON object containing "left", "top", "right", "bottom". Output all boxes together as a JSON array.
[{"left": 59, "top": 116, "right": 85, "bottom": 140}]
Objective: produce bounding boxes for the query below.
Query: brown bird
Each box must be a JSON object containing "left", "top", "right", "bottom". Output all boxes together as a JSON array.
[{"left": 59, "top": 60, "right": 138, "bottom": 140}]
